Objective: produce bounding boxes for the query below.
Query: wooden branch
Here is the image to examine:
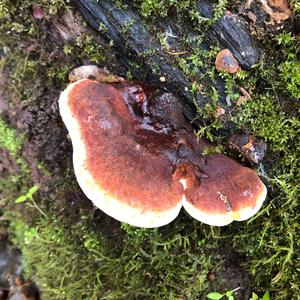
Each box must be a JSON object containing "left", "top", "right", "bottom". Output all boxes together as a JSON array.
[{"left": 72, "top": 0, "right": 260, "bottom": 124}]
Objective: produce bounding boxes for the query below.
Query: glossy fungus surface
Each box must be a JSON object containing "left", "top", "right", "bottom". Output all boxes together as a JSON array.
[
  {"left": 215, "top": 49, "right": 240, "bottom": 74},
  {"left": 59, "top": 78, "right": 267, "bottom": 227}
]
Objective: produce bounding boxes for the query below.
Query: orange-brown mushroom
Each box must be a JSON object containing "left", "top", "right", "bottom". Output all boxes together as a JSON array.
[
  {"left": 59, "top": 76, "right": 267, "bottom": 227},
  {"left": 178, "top": 154, "right": 267, "bottom": 226},
  {"left": 215, "top": 49, "right": 240, "bottom": 74},
  {"left": 60, "top": 79, "right": 184, "bottom": 227}
]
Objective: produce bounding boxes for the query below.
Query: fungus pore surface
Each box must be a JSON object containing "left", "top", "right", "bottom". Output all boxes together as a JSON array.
[{"left": 59, "top": 78, "right": 267, "bottom": 227}]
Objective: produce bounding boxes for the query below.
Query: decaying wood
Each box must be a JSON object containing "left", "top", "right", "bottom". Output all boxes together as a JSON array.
[
  {"left": 196, "top": 0, "right": 260, "bottom": 68},
  {"left": 72, "top": 0, "right": 260, "bottom": 123}
]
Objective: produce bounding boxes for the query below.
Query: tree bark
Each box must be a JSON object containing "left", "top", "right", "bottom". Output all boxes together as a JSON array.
[{"left": 72, "top": 0, "right": 260, "bottom": 123}]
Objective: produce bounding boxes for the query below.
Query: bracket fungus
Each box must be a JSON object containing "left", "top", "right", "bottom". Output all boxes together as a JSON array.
[{"left": 59, "top": 66, "right": 267, "bottom": 228}]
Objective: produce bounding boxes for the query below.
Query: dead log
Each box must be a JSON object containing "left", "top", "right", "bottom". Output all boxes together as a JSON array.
[
  {"left": 72, "top": 0, "right": 260, "bottom": 124},
  {"left": 195, "top": 0, "right": 260, "bottom": 68}
]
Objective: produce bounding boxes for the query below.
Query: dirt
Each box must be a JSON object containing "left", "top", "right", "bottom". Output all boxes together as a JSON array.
[
  {"left": 18, "top": 89, "right": 70, "bottom": 175},
  {"left": 215, "top": 251, "right": 252, "bottom": 300}
]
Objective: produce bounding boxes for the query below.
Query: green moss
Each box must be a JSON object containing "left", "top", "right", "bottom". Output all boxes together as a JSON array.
[
  {"left": 273, "top": 33, "right": 300, "bottom": 99},
  {"left": 139, "top": 0, "right": 190, "bottom": 18},
  {"left": 9, "top": 217, "right": 106, "bottom": 299},
  {"left": 220, "top": 31, "right": 300, "bottom": 300},
  {"left": 291, "top": 0, "right": 300, "bottom": 14},
  {"left": 0, "top": 0, "right": 110, "bottom": 95},
  {"left": 279, "top": 60, "right": 300, "bottom": 99},
  {"left": 0, "top": 118, "right": 32, "bottom": 209},
  {"left": 136, "top": 0, "right": 227, "bottom": 24},
  {"left": 75, "top": 35, "right": 105, "bottom": 64},
  {"left": 8, "top": 212, "right": 218, "bottom": 299},
  {"left": 0, "top": 118, "right": 23, "bottom": 158}
]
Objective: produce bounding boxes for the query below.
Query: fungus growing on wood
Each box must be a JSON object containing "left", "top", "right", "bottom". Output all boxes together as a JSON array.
[
  {"left": 262, "top": 0, "right": 292, "bottom": 23},
  {"left": 215, "top": 49, "right": 240, "bottom": 74},
  {"left": 59, "top": 70, "right": 267, "bottom": 227},
  {"left": 178, "top": 155, "right": 267, "bottom": 226}
]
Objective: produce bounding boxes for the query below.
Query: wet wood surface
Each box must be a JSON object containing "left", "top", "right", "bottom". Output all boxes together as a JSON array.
[{"left": 72, "top": 0, "right": 260, "bottom": 123}]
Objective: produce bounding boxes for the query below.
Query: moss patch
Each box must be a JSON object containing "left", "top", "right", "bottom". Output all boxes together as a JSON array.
[
  {"left": 8, "top": 212, "right": 220, "bottom": 299},
  {"left": 0, "top": 118, "right": 23, "bottom": 158}
]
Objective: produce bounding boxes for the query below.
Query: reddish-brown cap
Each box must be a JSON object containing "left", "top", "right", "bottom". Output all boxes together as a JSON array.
[
  {"left": 177, "top": 155, "right": 267, "bottom": 226},
  {"left": 59, "top": 79, "right": 183, "bottom": 227},
  {"left": 215, "top": 49, "right": 240, "bottom": 74},
  {"left": 59, "top": 77, "right": 267, "bottom": 227}
]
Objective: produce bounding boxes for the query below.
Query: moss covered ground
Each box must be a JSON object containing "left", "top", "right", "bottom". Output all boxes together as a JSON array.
[{"left": 0, "top": 0, "right": 300, "bottom": 299}]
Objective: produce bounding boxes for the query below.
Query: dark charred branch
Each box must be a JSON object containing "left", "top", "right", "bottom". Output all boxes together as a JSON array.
[
  {"left": 72, "top": 0, "right": 260, "bottom": 124},
  {"left": 196, "top": 0, "right": 260, "bottom": 68}
]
